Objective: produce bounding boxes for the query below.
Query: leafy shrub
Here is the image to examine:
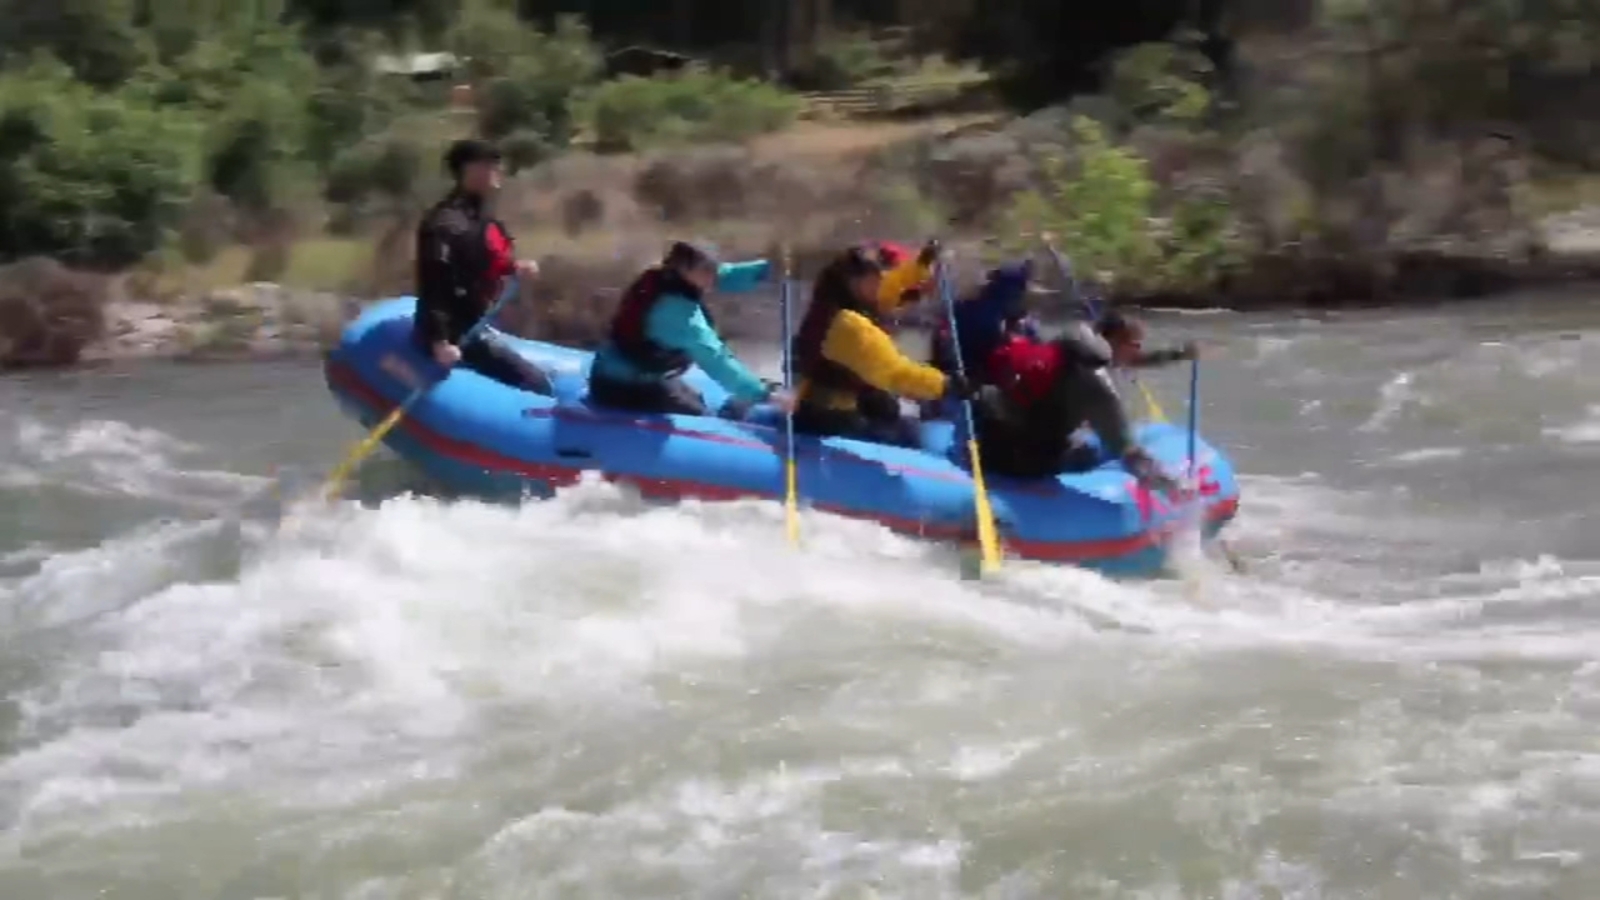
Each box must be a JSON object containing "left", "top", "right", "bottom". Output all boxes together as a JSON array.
[
  {"left": 803, "top": 31, "right": 895, "bottom": 91},
  {"left": 451, "top": 9, "right": 600, "bottom": 146},
  {"left": 322, "top": 128, "right": 435, "bottom": 225},
  {"left": 578, "top": 66, "right": 802, "bottom": 153},
  {"left": 0, "top": 0, "right": 151, "bottom": 89},
  {"left": 1106, "top": 41, "right": 1213, "bottom": 128},
  {"left": 1000, "top": 116, "right": 1158, "bottom": 286},
  {"left": 501, "top": 129, "right": 555, "bottom": 173},
  {"left": 0, "top": 60, "right": 205, "bottom": 267},
  {"left": 0, "top": 256, "right": 110, "bottom": 368}
]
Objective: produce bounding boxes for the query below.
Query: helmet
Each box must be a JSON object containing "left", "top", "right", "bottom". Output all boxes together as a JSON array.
[{"left": 444, "top": 139, "right": 502, "bottom": 178}]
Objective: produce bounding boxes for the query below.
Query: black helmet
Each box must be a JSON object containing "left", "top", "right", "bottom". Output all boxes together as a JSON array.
[
  {"left": 1095, "top": 309, "right": 1143, "bottom": 342},
  {"left": 836, "top": 243, "right": 886, "bottom": 279},
  {"left": 444, "top": 139, "right": 502, "bottom": 178},
  {"left": 663, "top": 240, "right": 720, "bottom": 270}
]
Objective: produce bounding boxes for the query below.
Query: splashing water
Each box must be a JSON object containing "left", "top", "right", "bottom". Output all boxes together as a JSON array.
[{"left": 3, "top": 300, "right": 1600, "bottom": 898}]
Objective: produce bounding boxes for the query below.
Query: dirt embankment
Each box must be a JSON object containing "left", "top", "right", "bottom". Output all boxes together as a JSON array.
[{"left": 5, "top": 116, "right": 1598, "bottom": 371}]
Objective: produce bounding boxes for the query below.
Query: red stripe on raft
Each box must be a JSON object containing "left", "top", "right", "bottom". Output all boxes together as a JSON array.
[{"left": 324, "top": 360, "right": 1238, "bottom": 562}]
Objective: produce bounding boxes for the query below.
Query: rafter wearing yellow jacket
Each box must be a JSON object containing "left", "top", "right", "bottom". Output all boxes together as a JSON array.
[{"left": 789, "top": 241, "right": 976, "bottom": 446}]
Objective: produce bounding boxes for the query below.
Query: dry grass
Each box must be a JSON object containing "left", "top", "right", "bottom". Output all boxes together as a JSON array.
[
  {"left": 744, "top": 114, "right": 997, "bottom": 162},
  {"left": 141, "top": 237, "right": 375, "bottom": 300}
]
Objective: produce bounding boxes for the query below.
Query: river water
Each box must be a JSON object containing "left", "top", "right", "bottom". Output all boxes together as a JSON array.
[{"left": 3, "top": 291, "right": 1600, "bottom": 899}]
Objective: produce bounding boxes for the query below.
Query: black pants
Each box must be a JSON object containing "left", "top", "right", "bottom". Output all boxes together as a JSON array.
[
  {"left": 973, "top": 363, "right": 1129, "bottom": 480},
  {"left": 793, "top": 403, "right": 921, "bottom": 448},
  {"left": 461, "top": 336, "right": 554, "bottom": 395},
  {"left": 975, "top": 418, "right": 1103, "bottom": 479},
  {"left": 588, "top": 372, "right": 709, "bottom": 416}
]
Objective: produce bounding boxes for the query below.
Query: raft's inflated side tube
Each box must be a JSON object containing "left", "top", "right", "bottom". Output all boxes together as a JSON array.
[{"left": 323, "top": 297, "right": 1240, "bottom": 576}]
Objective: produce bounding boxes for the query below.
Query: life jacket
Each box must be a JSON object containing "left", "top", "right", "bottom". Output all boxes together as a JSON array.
[
  {"left": 987, "top": 335, "right": 1064, "bottom": 407},
  {"left": 424, "top": 192, "right": 516, "bottom": 304},
  {"left": 481, "top": 219, "right": 515, "bottom": 299},
  {"left": 791, "top": 279, "right": 881, "bottom": 402},
  {"left": 608, "top": 266, "right": 714, "bottom": 377}
]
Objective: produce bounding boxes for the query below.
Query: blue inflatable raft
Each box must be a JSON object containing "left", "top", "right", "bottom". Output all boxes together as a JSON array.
[{"left": 324, "top": 298, "right": 1240, "bottom": 576}]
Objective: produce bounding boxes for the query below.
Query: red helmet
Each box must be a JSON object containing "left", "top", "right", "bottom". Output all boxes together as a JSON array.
[
  {"left": 874, "top": 241, "right": 930, "bottom": 304},
  {"left": 874, "top": 242, "right": 910, "bottom": 266}
]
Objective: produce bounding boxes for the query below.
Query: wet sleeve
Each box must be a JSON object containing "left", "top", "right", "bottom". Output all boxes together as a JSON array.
[
  {"left": 1129, "top": 346, "right": 1190, "bottom": 368},
  {"left": 647, "top": 294, "right": 769, "bottom": 402},
  {"left": 821, "top": 310, "right": 948, "bottom": 401},
  {"left": 1078, "top": 371, "right": 1135, "bottom": 459},
  {"left": 1060, "top": 322, "right": 1113, "bottom": 367},
  {"left": 414, "top": 215, "right": 471, "bottom": 345},
  {"left": 713, "top": 260, "right": 772, "bottom": 293}
]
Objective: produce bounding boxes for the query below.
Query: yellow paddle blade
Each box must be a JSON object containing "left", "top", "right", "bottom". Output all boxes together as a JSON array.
[
  {"left": 1136, "top": 380, "right": 1169, "bottom": 424},
  {"left": 320, "top": 403, "right": 408, "bottom": 502},
  {"left": 783, "top": 457, "right": 800, "bottom": 545},
  {"left": 964, "top": 438, "right": 1003, "bottom": 573}
]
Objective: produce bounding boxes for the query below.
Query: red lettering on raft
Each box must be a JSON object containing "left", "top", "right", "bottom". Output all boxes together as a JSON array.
[{"left": 1131, "top": 463, "right": 1220, "bottom": 523}]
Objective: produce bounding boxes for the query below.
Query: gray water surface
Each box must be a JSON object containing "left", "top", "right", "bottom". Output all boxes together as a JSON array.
[{"left": 3, "top": 291, "right": 1600, "bottom": 898}]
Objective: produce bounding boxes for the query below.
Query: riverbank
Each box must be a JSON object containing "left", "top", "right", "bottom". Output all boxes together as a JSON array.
[
  {"left": 6, "top": 113, "right": 1600, "bottom": 370},
  {"left": 10, "top": 224, "right": 1600, "bottom": 370}
]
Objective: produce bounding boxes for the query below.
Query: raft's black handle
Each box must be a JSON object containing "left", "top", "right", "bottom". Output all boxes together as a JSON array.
[{"left": 555, "top": 447, "right": 592, "bottom": 459}]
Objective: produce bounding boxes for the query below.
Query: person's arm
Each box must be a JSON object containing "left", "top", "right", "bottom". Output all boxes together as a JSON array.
[
  {"left": 1076, "top": 371, "right": 1135, "bottom": 459},
  {"left": 820, "top": 310, "right": 947, "bottom": 401},
  {"left": 646, "top": 294, "right": 770, "bottom": 402},
  {"left": 1127, "top": 343, "right": 1196, "bottom": 369},
  {"left": 414, "top": 212, "right": 473, "bottom": 345},
  {"left": 713, "top": 259, "right": 772, "bottom": 293},
  {"left": 876, "top": 258, "right": 935, "bottom": 308},
  {"left": 1011, "top": 314, "right": 1042, "bottom": 341}
]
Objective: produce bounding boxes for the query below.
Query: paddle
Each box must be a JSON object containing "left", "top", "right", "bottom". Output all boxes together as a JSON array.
[
  {"left": 1038, "top": 242, "right": 1169, "bottom": 423},
  {"left": 779, "top": 249, "right": 801, "bottom": 545},
  {"left": 939, "top": 260, "right": 1003, "bottom": 574},
  {"left": 1186, "top": 355, "right": 1199, "bottom": 483},
  {"left": 317, "top": 276, "right": 522, "bottom": 504}
]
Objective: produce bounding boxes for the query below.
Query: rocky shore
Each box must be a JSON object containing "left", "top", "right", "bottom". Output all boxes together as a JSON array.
[{"left": 3, "top": 208, "right": 1598, "bottom": 373}]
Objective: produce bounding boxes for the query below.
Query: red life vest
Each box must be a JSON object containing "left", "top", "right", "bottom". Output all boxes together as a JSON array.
[
  {"left": 608, "top": 266, "right": 714, "bottom": 376},
  {"left": 986, "top": 335, "right": 1063, "bottom": 406},
  {"left": 482, "top": 220, "right": 515, "bottom": 299}
]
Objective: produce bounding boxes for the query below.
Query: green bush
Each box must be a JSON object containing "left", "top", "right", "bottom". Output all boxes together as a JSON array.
[
  {"left": 1000, "top": 116, "right": 1158, "bottom": 286},
  {"left": 0, "top": 0, "right": 151, "bottom": 89},
  {"left": 578, "top": 66, "right": 803, "bottom": 153},
  {"left": 804, "top": 31, "right": 896, "bottom": 91},
  {"left": 450, "top": 8, "right": 600, "bottom": 146},
  {"left": 322, "top": 127, "right": 435, "bottom": 228},
  {"left": 0, "top": 60, "right": 205, "bottom": 267},
  {"left": 1106, "top": 41, "right": 1213, "bottom": 128}
]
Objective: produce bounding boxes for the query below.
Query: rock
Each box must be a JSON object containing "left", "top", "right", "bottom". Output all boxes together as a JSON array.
[{"left": 0, "top": 257, "right": 110, "bottom": 370}]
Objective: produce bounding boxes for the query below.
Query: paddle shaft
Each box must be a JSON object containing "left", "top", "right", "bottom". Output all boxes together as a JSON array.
[
  {"left": 320, "top": 276, "right": 521, "bottom": 501},
  {"left": 938, "top": 263, "right": 1003, "bottom": 573},
  {"left": 1039, "top": 242, "right": 1171, "bottom": 423},
  {"left": 780, "top": 255, "right": 800, "bottom": 544},
  {"left": 1186, "top": 357, "right": 1199, "bottom": 481}
]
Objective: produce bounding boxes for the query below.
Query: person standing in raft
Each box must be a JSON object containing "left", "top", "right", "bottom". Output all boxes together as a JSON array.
[
  {"left": 589, "top": 241, "right": 794, "bottom": 416},
  {"left": 414, "top": 139, "right": 551, "bottom": 394},
  {"left": 790, "top": 240, "right": 980, "bottom": 446}
]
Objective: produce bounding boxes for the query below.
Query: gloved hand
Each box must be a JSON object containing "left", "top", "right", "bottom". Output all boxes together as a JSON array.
[
  {"left": 1123, "top": 448, "right": 1180, "bottom": 495},
  {"left": 719, "top": 396, "right": 754, "bottom": 420},
  {"left": 1179, "top": 340, "right": 1200, "bottom": 361},
  {"left": 917, "top": 239, "right": 943, "bottom": 267},
  {"left": 942, "top": 371, "right": 979, "bottom": 401}
]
